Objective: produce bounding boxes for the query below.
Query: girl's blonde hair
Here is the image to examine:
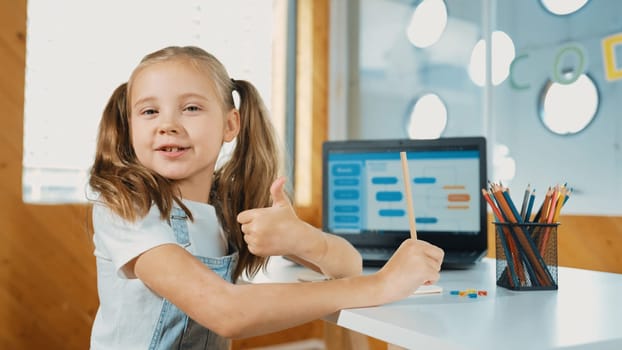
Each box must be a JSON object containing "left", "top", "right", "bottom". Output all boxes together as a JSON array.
[{"left": 89, "top": 46, "right": 281, "bottom": 280}]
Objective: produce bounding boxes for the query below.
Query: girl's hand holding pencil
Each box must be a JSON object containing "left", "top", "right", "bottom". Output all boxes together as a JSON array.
[
  {"left": 397, "top": 152, "right": 444, "bottom": 287},
  {"left": 377, "top": 239, "right": 444, "bottom": 300}
]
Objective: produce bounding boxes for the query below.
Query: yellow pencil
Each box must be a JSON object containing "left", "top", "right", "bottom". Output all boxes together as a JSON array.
[{"left": 552, "top": 185, "right": 567, "bottom": 223}]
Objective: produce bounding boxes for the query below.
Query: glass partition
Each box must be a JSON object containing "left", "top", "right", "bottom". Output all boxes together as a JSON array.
[{"left": 329, "top": 0, "right": 622, "bottom": 215}]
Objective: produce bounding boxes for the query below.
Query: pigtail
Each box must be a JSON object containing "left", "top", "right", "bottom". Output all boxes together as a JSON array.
[{"left": 212, "top": 79, "right": 281, "bottom": 281}]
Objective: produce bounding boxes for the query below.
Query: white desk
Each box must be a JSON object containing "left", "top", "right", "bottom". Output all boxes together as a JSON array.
[{"left": 253, "top": 256, "right": 622, "bottom": 350}]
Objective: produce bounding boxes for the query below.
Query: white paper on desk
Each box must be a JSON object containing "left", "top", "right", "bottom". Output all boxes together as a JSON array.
[
  {"left": 297, "top": 270, "right": 443, "bottom": 296},
  {"left": 297, "top": 270, "right": 330, "bottom": 282},
  {"left": 413, "top": 284, "right": 443, "bottom": 295}
]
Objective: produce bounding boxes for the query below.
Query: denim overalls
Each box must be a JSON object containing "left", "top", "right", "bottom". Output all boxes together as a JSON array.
[{"left": 148, "top": 207, "right": 238, "bottom": 350}]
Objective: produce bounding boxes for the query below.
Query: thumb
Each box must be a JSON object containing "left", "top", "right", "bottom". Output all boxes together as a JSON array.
[{"left": 270, "top": 176, "right": 291, "bottom": 208}]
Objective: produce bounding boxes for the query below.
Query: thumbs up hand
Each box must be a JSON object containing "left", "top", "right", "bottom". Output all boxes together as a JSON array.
[
  {"left": 237, "top": 177, "right": 323, "bottom": 258},
  {"left": 268, "top": 176, "right": 291, "bottom": 210}
]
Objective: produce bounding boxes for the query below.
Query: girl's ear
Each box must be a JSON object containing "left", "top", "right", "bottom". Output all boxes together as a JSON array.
[{"left": 223, "top": 108, "right": 240, "bottom": 142}]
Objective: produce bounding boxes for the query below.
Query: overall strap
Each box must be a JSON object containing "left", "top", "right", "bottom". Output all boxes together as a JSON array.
[{"left": 169, "top": 207, "right": 191, "bottom": 247}]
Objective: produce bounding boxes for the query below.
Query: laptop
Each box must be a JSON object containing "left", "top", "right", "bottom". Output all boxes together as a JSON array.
[{"left": 322, "top": 137, "right": 488, "bottom": 269}]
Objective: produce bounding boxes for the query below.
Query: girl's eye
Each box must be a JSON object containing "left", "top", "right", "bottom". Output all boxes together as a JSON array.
[
  {"left": 185, "top": 105, "right": 201, "bottom": 112},
  {"left": 142, "top": 108, "right": 157, "bottom": 116}
]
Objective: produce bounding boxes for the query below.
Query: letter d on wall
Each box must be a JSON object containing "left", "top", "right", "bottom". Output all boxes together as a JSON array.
[{"left": 602, "top": 33, "right": 622, "bottom": 81}]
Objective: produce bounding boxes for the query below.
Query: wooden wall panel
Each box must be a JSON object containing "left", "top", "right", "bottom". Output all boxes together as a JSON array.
[
  {"left": 0, "top": 1, "right": 99, "bottom": 349},
  {"left": 557, "top": 215, "right": 622, "bottom": 272},
  {"left": 293, "top": 0, "right": 329, "bottom": 228},
  {"left": 487, "top": 214, "right": 622, "bottom": 273},
  {"left": 0, "top": 1, "right": 620, "bottom": 350}
]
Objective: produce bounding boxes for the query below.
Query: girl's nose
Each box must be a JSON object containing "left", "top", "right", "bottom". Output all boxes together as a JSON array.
[
  {"left": 158, "top": 123, "right": 179, "bottom": 135},
  {"left": 157, "top": 114, "right": 180, "bottom": 134}
]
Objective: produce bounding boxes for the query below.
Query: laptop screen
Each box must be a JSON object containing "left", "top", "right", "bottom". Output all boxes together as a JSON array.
[{"left": 322, "top": 137, "right": 487, "bottom": 252}]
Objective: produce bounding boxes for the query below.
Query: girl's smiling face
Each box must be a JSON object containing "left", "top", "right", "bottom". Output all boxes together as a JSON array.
[{"left": 129, "top": 59, "right": 239, "bottom": 202}]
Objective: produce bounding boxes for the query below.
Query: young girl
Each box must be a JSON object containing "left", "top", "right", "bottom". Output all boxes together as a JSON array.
[{"left": 88, "top": 46, "right": 444, "bottom": 350}]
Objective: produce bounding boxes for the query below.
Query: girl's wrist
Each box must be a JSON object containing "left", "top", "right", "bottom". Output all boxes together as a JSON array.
[
  {"left": 345, "top": 273, "right": 387, "bottom": 307},
  {"left": 296, "top": 223, "right": 328, "bottom": 265}
]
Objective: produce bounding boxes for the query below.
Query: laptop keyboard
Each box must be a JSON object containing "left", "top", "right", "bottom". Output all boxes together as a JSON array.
[
  {"left": 442, "top": 250, "right": 483, "bottom": 267},
  {"left": 359, "top": 247, "right": 395, "bottom": 261},
  {"left": 359, "top": 247, "right": 483, "bottom": 268}
]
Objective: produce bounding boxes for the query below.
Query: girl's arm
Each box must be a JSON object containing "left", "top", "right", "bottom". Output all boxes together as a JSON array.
[
  {"left": 130, "top": 237, "right": 443, "bottom": 339},
  {"left": 281, "top": 222, "right": 363, "bottom": 279},
  {"left": 237, "top": 177, "right": 362, "bottom": 278}
]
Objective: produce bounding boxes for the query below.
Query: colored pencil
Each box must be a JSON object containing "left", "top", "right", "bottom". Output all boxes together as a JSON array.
[
  {"left": 490, "top": 185, "right": 542, "bottom": 285},
  {"left": 524, "top": 189, "right": 536, "bottom": 223},
  {"left": 483, "top": 181, "right": 569, "bottom": 289},
  {"left": 520, "top": 184, "right": 531, "bottom": 221},
  {"left": 490, "top": 183, "right": 554, "bottom": 287},
  {"left": 482, "top": 189, "right": 521, "bottom": 287},
  {"left": 534, "top": 187, "right": 553, "bottom": 223}
]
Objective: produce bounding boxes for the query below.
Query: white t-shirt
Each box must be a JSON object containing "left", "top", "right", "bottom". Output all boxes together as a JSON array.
[{"left": 90, "top": 200, "right": 228, "bottom": 350}]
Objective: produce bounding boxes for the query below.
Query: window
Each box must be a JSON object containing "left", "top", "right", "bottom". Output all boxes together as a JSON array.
[
  {"left": 538, "top": 73, "right": 599, "bottom": 135},
  {"left": 329, "top": 0, "right": 485, "bottom": 141},
  {"left": 23, "top": 0, "right": 284, "bottom": 203},
  {"left": 540, "top": 0, "right": 590, "bottom": 16},
  {"left": 406, "top": 93, "right": 447, "bottom": 139}
]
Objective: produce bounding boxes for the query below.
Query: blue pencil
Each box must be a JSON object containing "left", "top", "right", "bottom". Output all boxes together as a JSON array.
[
  {"left": 562, "top": 188, "right": 572, "bottom": 206},
  {"left": 502, "top": 190, "right": 524, "bottom": 223},
  {"left": 500, "top": 188, "right": 555, "bottom": 286},
  {"left": 524, "top": 189, "right": 536, "bottom": 223},
  {"left": 494, "top": 220, "right": 520, "bottom": 288}
]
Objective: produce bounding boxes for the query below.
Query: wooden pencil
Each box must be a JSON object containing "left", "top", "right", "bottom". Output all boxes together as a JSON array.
[
  {"left": 400, "top": 151, "right": 417, "bottom": 239},
  {"left": 482, "top": 188, "right": 520, "bottom": 287}
]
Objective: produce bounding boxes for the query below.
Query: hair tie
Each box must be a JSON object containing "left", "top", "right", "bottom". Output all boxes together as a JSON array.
[{"left": 231, "top": 79, "right": 240, "bottom": 109}]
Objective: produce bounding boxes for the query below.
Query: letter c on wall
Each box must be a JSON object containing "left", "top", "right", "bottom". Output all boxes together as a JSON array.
[{"left": 509, "top": 53, "right": 530, "bottom": 90}]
